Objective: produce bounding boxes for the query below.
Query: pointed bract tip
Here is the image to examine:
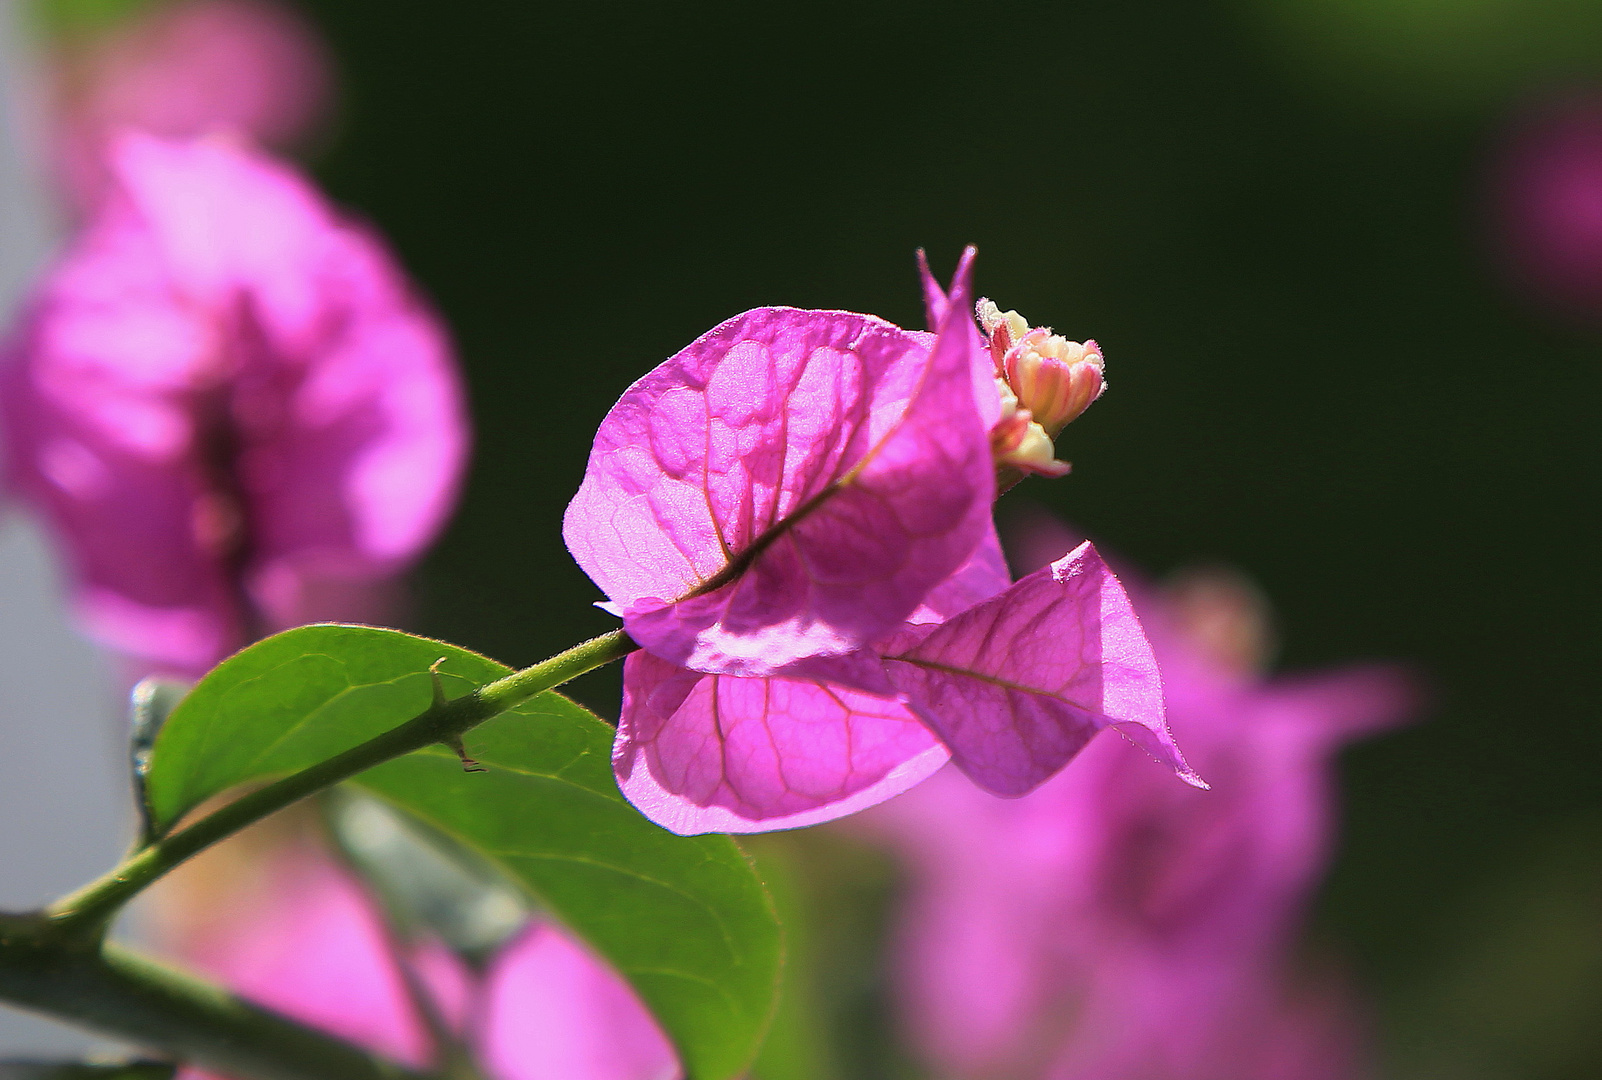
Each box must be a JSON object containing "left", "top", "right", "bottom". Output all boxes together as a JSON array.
[
  {"left": 1113, "top": 720, "right": 1210, "bottom": 791},
  {"left": 916, "top": 246, "right": 981, "bottom": 328},
  {"left": 950, "top": 245, "right": 979, "bottom": 296},
  {"left": 938, "top": 247, "right": 979, "bottom": 336},
  {"left": 916, "top": 248, "right": 947, "bottom": 330}
]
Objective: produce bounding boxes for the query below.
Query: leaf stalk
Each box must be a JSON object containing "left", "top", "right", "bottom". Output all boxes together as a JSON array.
[
  {"left": 43, "top": 629, "right": 637, "bottom": 940},
  {"left": 0, "top": 630, "right": 636, "bottom": 1080}
]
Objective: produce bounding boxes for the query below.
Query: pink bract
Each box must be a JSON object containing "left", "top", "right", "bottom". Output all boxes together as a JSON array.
[
  {"left": 615, "top": 647, "right": 953, "bottom": 835},
  {"left": 882, "top": 543, "right": 1203, "bottom": 796},
  {"left": 482, "top": 923, "right": 678, "bottom": 1080},
  {"left": 1, "top": 132, "right": 469, "bottom": 677},
  {"left": 165, "top": 839, "right": 675, "bottom": 1080},
  {"left": 855, "top": 515, "right": 1415, "bottom": 1079},
  {"left": 613, "top": 533, "right": 1197, "bottom": 834},
  {"left": 565, "top": 249, "right": 995, "bottom": 679},
  {"left": 49, "top": 0, "right": 335, "bottom": 210},
  {"left": 574, "top": 257, "right": 1197, "bottom": 833},
  {"left": 1490, "top": 91, "right": 1602, "bottom": 317},
  {"left": 167, "top": 848, "right": 454, "bottom": 1077}
]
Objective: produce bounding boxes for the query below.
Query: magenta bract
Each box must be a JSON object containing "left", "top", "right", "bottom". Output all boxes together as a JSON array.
[
  {"left": 882, "top": 542, "right": 1204, "bottom": 796},
  {"left": 1, "top": 133, "right": 469, "bottom": 676},
  {"left": 164, "top": 849, "right": 451, "bottom": 1075},
  {"left": 570, "top": 253, "right": 1199, "bottom": 834},
  {"left": 616, "top": 649, "right": 952, "bottom": 835},
  {"left": 49, "top": 0, "right": 335, "bottom": 209},
  {"left": 481, "top": 924, "right": 678, "bottom": 1080},
  {"left": 566, "top": 249, "right": 995, "bottom": 679},
  {"left": 856, "top": 522, "right": 1416, "bottom": 1079},
  {"left": 165, "top": 841, "right": 675, "bottom": 1080},
  {"left": 611, "top": 530, "right": 1197, "bottom": 834}
]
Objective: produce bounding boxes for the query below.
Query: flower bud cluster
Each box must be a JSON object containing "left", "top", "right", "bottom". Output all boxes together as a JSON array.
[{"left": 978, "top": 298, "right": 1105, "bottom": 479}]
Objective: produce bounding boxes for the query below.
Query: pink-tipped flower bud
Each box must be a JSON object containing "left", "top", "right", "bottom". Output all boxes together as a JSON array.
[
  {"left": 977, "top": 298, "right": 1029, "bottom": 369},
  {"left": 976, "top": 299, "right": 1105, "bottom": 481},
  {"left": 989, "top": 401, "right": 1071, "bottom": 479},
  {"left": 1003, "top": 331, "right": 1104, "bottom": 437}
]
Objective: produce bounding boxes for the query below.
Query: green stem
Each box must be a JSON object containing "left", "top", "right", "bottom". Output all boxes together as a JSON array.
[
  {"left": 44, "top": 629, "right": 636, "bottom": 940},
  {"left": 0, "top": 926, "right": 429, "bottom": 1080},
  {"left": 0, "top": 630, "right": 635, "bottom": 1079}
]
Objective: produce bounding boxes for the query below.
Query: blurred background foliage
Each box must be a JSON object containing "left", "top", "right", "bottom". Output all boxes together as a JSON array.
[
  {"left": 1242, "top": 0, "right": 1602, "bottom": 114},
  {"left": 25, "top": 0, "right": 1602, "bottom": 1077}
]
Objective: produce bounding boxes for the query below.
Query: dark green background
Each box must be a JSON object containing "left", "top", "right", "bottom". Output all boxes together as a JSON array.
[{"left": 288, "top": 2, "right": 1601, "bottom": 1076}]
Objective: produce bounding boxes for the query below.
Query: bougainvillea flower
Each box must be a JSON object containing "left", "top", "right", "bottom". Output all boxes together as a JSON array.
[
  {"left": 158, "top": 836, "right": 675, "bottom": 1080},
  {"left": 614, "top": 646, "right": 955, "bottom": 835},
  {"left": 481, "top": 923, "right": 678, "bottom": 1080},
  {"left": 570, "top": 258, "right": 1197, "bottom": 833},
  {"left": 1489, "top": 90, "right": 1602, "bottom": 321},
  {"left": 46, "top": 0, "right": 334, "bottom": 210},
  {"left": 918, "top": 252, "right": 1106, "bottom": 484},
  {"left": 854, "top": 514, "right": 1414, "bottom": 1079},
  {"left": 157, "top": 839, "right": 461, "bottom": 1074},
  {"left": 877, "top": 544, "right": 1179, "bottom": 797},
  {"left": 566, "top": 249, "right": 996, "bottom": 680},
  {"left": 0, "top": 132, "right": 468, "bottom": 677},
  {"left": 1038, "top": 948, "right": 1374, "bottom": 1080}
]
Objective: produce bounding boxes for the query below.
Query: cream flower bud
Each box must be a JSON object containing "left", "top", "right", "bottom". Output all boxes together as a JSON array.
[
  {"left": 989, "top": 378, "right": 1071, "bottom": 479},
  {"left": 977, "top": 299, "right": 1029, "bottom": 367},
  {"left": 991, "top": 410, "right": 1071, "bottom": 478},
  {"left": 1003, "top": 331, "right": 1105, "bottom": 437},
  {"left": 976, "top": 299, "right": 1103, "bottom": 484}
]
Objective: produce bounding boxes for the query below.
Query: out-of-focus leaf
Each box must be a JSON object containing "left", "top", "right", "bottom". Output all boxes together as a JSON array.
[
  {"left": 326, "top": 787, "right": 530, "bottom": 964},
  {"left": 144, "top": 624, "right": 782, "bottom": 1080},
  {"left": 128, "top": 677, "right": 190, "bottom": 844},
  {"left": 356, "top": 699, "right": 782, "bottom": 1080},
  {"left": 742, "top": 840, "right": 834, "bottom": 1080},
  {"left": 29, "top": 0, "right": 159, "bottom": 37},
  {"left": 0, "top": 1061, "right": 175, "bottom": 1079},
  {"left": 1245, "top": 0, "right": 1602, "bottom": 111}
]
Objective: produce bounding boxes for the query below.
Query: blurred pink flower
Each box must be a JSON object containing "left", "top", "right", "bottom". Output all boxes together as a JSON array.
[
  {"left": 567, "top": 253, "right": 1197, "bottom": 835},
  {"left": 480, "top": 925, "right": 679, "bottom": 1080},
  {"left": 161, "top": 840, "right": 676, "bottom": 1080},
  {"left": 164, "top": 843, "right": 459, "bottom": 1074},
  {"left": 1490, "top": 89, "right": 1602, "bottom": 320},
  {"left": 1, "top": 132, "right": 469, "bottom": 678},
  {"left": 856, "top": 514, "right": 1415, "bottom": 1080},
  {"left": 47, "top": 0, "right": 334, "bottom": 210}
]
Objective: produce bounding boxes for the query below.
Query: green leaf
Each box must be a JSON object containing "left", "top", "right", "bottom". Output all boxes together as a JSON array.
[
  {"left": 358, "top": 713, "right": 781, "bottom": 1080},
  {"left": 144, "top": 624, "right": 781, "bottom": 1080},
  {"left": 144, "top": 625, "right": 463, "bottom": 833},
  {"left": 28, "top": 0, "right": 161, "bottom": 37}
]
